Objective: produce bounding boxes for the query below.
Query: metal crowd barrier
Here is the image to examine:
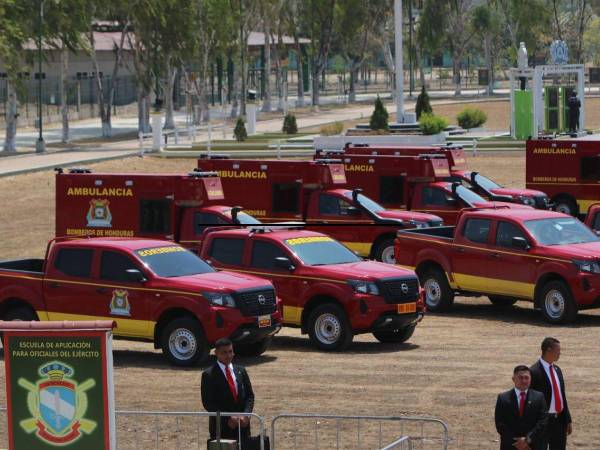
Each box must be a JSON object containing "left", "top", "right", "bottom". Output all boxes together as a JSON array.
[
  {"left": 271, "top": 413, "right": 449, "bottom": 450},
  {"left": 380, "top": 436, "right": 413, "bottom": 450}
]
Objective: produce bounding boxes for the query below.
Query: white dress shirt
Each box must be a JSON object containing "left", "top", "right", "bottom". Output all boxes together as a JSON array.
[
  {"left": 514, "top": 388, "right": 528, "bottom": 404},
  {"left": 217, "top": 360, "right": 237, "bottom": 393},
  {"left": 539, "top": 358, "right": 563, "bottom": 414}
]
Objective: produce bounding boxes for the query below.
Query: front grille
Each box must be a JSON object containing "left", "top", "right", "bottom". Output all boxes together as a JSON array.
[
  {"left": 534, "top": 195, "right": 549, "bottom": 210},
  {"left": 377, "top": 277, "right": 420, "bottom": 304},
  {"left": 234, "top": 287, "right": 277, "bottom": 316}
]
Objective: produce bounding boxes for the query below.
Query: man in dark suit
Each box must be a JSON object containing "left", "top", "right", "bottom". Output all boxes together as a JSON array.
[
  {"left": 495, "top": 365, "right": 548, "bottom": 450},
  {"left": 530, "top": 337, "right": 572, "bottom": 450},
  {"left": 201, "top": 338, "right": 255, "bottom": 441}
]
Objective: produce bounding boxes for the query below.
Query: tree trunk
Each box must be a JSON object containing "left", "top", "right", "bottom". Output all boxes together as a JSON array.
[
  {"left": 89, "top": 30, "right": 110, "bottom": 137},
  {"left": 453, "top": 52, "right": 462, "bottom": 96},
  {"left": 60, "top": 46, "right": 69, "bottom": 143},
  {"left": 273, "top": 32, "right": 284, "bottom": 112},
  {"left": 137, "top": 84, "right": 151, "bottom": 134},
  {"left": 485, "top": 36, "right": 494, "bottom": 95},
  {"left": 230, "top": 60, "right": 240, "bottom": 118},
  {"left": 349, "top": 65, "right": 358, "bottom": 103},
  {"left": 311, "top": 60, "right": 321, "bottom": 109},
  {"left": 261, "top": 22, "right": 272, "bottom": 112},
  {"left": 294, "top": 38, "right": 304, "bottom": 107},
  {"left": 163, "top": 58, "right": 176, "bottom": 129},
  {"left": 3, "top": 80, "right": 17, "bottom": 153}
]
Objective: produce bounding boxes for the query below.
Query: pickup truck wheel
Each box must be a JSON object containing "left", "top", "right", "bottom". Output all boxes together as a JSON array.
[
  {"left": 372, "top": 324, "right": 415, "bottom": 344},
  {"left": 307, "top": 304, "right": 353, "bottom": 351},
  {"left": 539, "top": 281, "right": 577, "bottom": 324},
  {"left": 161, "top": 318, "right": 208, "bottom": 366},
  {"left": 234, "top": 338, "right": 270, "bottom": 357},
  {"left": 488, "top": 296, "right": 518, "bottom": 307},
  {"left": 554, "top": 197, "right": 577, "bottom": 216},
  {"left": 421, "top": 270, "right": 454, "bottom": 312},
  {"left": 374, "top": 238, "right": 396, "bottom": 264},
  {"left": 3, "top": 306, "right": 37, "bottom": 321}
]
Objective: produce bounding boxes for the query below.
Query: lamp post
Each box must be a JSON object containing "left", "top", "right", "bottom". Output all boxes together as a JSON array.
[
  {"left": 35, "top": 0, "right": 45, "bottom": 153},
  {"left": 394, "top": 0, "right": 404, "bottom": 123}
]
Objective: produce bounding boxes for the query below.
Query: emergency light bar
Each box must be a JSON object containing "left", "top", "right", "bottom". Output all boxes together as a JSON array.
[
  {"left": 248, "top": 223, "right": 305, "bottom": 233},
  {"left": 188, "top": 170, "right": 220, "bottom": 178},
  {"left": 198, "top": 153, "right": 230, "bottom": 159},
  {"left": 314, "top": 158, "right": 343, "bottom": 164}
]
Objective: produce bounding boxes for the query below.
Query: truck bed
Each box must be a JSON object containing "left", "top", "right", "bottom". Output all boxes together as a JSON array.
[
  {"left": 397, "top": 226, "right": 455, "bottom": 240},
  {"left": 0, "top": 259, "right": 44, "bottom": 274}
]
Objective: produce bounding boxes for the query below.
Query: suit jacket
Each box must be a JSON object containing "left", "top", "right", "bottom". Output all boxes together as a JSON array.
[
  {"left": 530, "top": 360, "right": 572, "bottom": 425},
  {"left": 201, "top": 362, "right": 255, "bottom": 440},
  {"left": 495, "top": 388, "right": 548, "bottom": 450}
]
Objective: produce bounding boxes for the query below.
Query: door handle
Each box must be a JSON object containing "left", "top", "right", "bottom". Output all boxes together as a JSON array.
[
  {"left": 455, "top": 247, "right": 465, "bottom": 253},
  {"left": 491, "top": 253, "right": 501, "bottom": 259},
  {"left": 49, "top": 282, "right": 61, "bottom": 288},
  {"left": 96, "top": 288, "right": 109, "bottom": 294}
]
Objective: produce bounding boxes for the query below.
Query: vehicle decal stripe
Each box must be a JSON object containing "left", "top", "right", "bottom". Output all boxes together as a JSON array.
[
  {"left": 40, "top": 277, "right": 204, "bottom": 297},
  {"left": 398, "top": 235, "right": 572, "bottom": 263},
  {"left": 576, "top": 199, "right": 599, "bottom": 213},
  {"left": 41, "top": 311, "right": 155, "bottom": 339},
  {"left": 340, "top": 241, "right": 371, "bottom": 256},
  {"left": 283, "top": 306, "right": 303, "bottom": 325},
  {"left": 452, "top": 273, "right": 535, "bottom": 299},
  {"left": 395, "top": 264, "right": 458, "bottom": 289},
  {"left": 0, "top": 272, "right": 44, "bottom": 281},
  {"left": 217, "top": 267, "right": 347, "bottom": 284}
]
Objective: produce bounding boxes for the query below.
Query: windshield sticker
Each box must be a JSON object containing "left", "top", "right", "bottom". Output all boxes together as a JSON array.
[
  {"left": 286, "top": 236, "right": 334, "bottom": 246},
  {"left": 137, "top": 246, "right": 186, "bottom": 257}
]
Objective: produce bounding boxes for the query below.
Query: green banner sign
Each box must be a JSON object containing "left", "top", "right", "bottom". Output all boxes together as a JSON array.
[{"left": 3, "top": 329, "right": 114, "bottom": 450}]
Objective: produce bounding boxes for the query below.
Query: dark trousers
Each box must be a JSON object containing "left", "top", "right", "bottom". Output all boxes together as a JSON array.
[{"left": 544, "top": 415, "right": 567, "bottom": 450}]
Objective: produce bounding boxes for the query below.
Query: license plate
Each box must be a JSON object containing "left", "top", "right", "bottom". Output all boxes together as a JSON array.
[
  {"left": 397, "top": 303, "right": 417, "bottom": 314},
  {"left": 258, "top": 315, "right": 271, "bottom": 328}
]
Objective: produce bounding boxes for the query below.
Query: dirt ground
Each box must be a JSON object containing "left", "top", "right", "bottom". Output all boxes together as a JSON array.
[{"left": 1, "top": 154, "right": 600, "bottom": 448}]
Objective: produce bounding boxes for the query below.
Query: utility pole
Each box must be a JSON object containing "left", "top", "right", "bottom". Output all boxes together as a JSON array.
[
  {"left": 394, "top": 0, "right": 404, "bottom": 123},
  {"left": 239, "top": 0, "right": 246, "bottom": 116},
  {"left": 35, "top": 0, "right": 46, "bottom": 153},
  {"left": 408, "top": 0, "right": 414, "bottom": 97}
]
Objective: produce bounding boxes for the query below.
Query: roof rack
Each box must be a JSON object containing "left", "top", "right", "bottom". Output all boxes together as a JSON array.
[
  {"left": 68, "top": 167, "right": 92, "bottom": 174},
  {"left": 314, "top": 158, "right": 342, "bottom": 164},
  {"left": 317, "top": 148, "right": 345, "bottom": 155},
  {"left": 248, "top": 223, "right": 305, "bottom": 233},
  {"left": 189, "top": 169, "right": 219, "bottom": 178},
  {"left": 198, "top": 153, "right": 230, "bottom": 159}
]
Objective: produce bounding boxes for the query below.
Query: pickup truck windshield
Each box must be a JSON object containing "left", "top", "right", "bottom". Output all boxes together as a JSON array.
[
  {"left": 455, "top": 184, "right": 486, "bottom": 206},
  {"left": 524, "top": 217, "right": 599, "bottom": 246},
  {"left": 285, "top": 236, "right": 361, "bottom": 265},
  {"left": 472, "top": 173, "right": 501, "bottom": 190},
  {"left": 343, "top": 192, "right": 385, "bottom": 214},
  {"left": 136, "top": 245, "right": 215, "bottom": 277},
  {"left": 236, "top": 212, "right": 261, "bottom": 225}
]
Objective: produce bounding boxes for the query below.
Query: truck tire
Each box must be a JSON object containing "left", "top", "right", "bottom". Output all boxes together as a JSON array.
[
  {"left": 539, "top": 280, "right": 577, "bottom": 324},
  {"left": 421, "top": 269, "right": 454, "bottom": 312},
  {"left": 3, "top": 306, "right": 37, "bottom": 321},
  {"left": 554, "top": 197, "right": 578, "bottom": 216},
  {"left": 234, "top": 338, "right": 271, "bottom": 357},
  {"left": 374, "top": 238, "right": 396, "bottom": 264},
  {"left": 307, "top": 304, "right": 353, "bottom": 351},
  {"left": 488, "top": 296, "right": 518, "bottom": 307},
  {"left": 372, "top": 324, "right": 415, "bottom": 344},
  {"left": 161, "top": 317, "right": 209, "bottom": 367}
]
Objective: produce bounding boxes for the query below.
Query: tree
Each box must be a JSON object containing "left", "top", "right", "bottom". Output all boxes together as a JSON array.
[
  {"left": 369, "top": 96, "right": 389, "bottom": 131},
  {"left": 307, "top": 0, "right": 337, "bottom": 108},
  {"left": 548, "top": 0, "right": 594, "bottom": 63},
  {"left": 415, "top": 85, "right": 432, "bottom": 120},
  {"left": 472, "top": 3, "right": 502, "bottom": 95},
  {"left": 282, "top": 0, "right": 306, "bottom": 107},
  {"left": 234, "top": 117, "right": 247, "bottom": 141}
]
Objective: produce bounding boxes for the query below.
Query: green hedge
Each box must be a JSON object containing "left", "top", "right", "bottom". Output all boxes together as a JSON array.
[
  {"left": 456, "top": 107, "right": 487, "bottom": 129},
  {"left": 419, "top": 113, "right": 448, "bottom": 135}
]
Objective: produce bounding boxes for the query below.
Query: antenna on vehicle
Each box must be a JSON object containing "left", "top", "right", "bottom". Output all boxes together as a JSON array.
[
  {"left": 231, "top": 206, "right": 242, "bottom": 224},
  {"left": 352, "top": 188, "right": 363, "bottom": 203}
]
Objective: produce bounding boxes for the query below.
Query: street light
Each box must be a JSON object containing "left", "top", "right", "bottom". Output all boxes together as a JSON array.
[{"left": 35, "top": 0, "right": 45, "bottom": 153}]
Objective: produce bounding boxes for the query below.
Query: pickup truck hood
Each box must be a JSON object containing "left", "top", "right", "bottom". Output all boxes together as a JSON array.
[
  {"left": 173, "top": 271, "right": 271, "bottom": 293},
  {"left": 310, "top": 260, "right": 417, "bottom": 281},
  {"left": 538, "top": 241, "right": 600, "bottom": 261},
  {"left": 472, "top": 200, "right": 531, "bottom": 209},
  {"left": 489, "top": 187, "right": 547, "bottom": 198},
  {"left": 376, "top": 209, "right": 443, "bottom": 224}
]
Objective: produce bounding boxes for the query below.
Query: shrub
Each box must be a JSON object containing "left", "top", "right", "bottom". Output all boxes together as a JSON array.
[
  {"left": 456, "top": 107, "right": 487, "bottom": 129},
  {"left": 234, "top": 118, "right": 247, "bottom": 141},
  {"left": 419, "top": 113, "right": 448, "bottom": 135},
  {"left": 282, "top": 114, "right": 298, "bottom": 134},
  {"left": 415, "top": 85, "right": 432, "bottom": 120},
  {"left": 369, "top": 96, "right": 389, "bottom": 131},
  {"left": 320, "top": 121, "right": 344, "bottom": 136}
]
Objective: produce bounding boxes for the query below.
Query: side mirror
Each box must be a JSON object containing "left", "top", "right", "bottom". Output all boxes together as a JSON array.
[
  {"left": 352, "top": 188, "right": 363, "bottom": 203},
  {"left": 125, "top": 268, "right": 147, "bottom": 283},
  {"left": 274, "top": 256, "right": 295, "bottom": 271},
  {"left": 511, "top": 236, "right": 530, "bottom": 250}
]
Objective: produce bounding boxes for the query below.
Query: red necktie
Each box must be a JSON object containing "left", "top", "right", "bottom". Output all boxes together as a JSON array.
[
  {"left": 549, "top": 364, "right": 563, "bottom": 414},
  {"left": 226, "top": 365, "right": 238, "bottom": 402},
  {"left": 519, "top": 391, "right": 526, "bottom": 417}
]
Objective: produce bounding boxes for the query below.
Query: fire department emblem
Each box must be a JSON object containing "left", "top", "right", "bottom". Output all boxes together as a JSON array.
[
  {"left": 86, "top": 199, "right": 112, "bottom": 227},
  {"left": 18, "top": 361, "right": 97, "bottom": 445},
  {"left": 109, "top": 289, "right": 131, "bottom": 316}
]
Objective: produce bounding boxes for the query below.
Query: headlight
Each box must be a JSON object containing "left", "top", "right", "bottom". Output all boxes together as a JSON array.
[
  {"left": 347, "top": 279, "right": 380, "bottom": 295},
  {"left": 572, "top": 260, "right": 600, "bottom": 274},
  {"left": 202, "top": 291, "right": 237, "bottom": 307},
  {"left": 518, "top": 196, "right": 536, "bottom": 206}
]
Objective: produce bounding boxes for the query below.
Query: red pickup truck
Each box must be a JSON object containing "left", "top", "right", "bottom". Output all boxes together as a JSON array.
[
  {"left": 199, "top": 226, "right": 424, "bottom": 350},
  {"left": 0, "top": 238, "right": 282, "bottom": 365},
  {"left": 395, "top": 208, "right": 600, "bottom": 323}
]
